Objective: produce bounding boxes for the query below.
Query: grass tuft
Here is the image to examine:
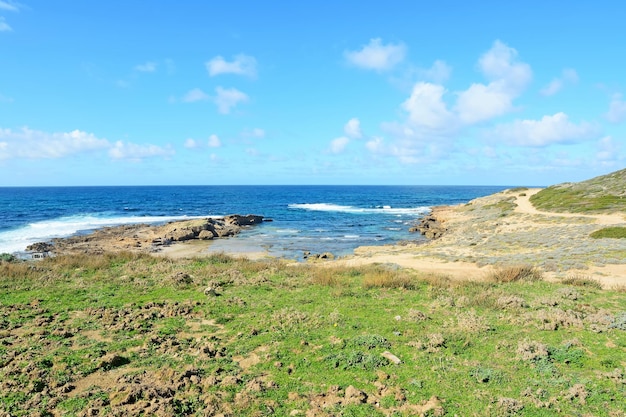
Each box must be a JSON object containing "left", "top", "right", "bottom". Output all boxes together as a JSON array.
[
  {"left": 362, "top": 267, "right": 417, "bottom": 289},
  {"left": 488, "top": 265, "right": 543, "bottom": 283}
]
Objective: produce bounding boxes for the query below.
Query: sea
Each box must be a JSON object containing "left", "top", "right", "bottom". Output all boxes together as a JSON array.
[{"left": 0, "top": 185, "right": 511, "bottom": 260}]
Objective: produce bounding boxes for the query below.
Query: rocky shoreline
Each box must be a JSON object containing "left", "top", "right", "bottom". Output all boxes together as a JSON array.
[{"left": 26, "top": 214, "right": 268, "bottom": 257}]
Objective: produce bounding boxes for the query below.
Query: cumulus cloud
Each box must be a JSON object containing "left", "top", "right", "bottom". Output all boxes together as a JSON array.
[
  {"left": 365, "top": 137, "right": 385, "bottom": 154},
  {"left": 455, "top": 40, "right": 532, "bottom": 123},
  {"left": 345, "top": 38, "right": 406, "bottom": 71},
  {"left": 330, "top": 136, "right": 350, "bottom": 154},
  {"left": 606, "top": 93, "right": 626, "bottom": 123},
  {"left": 0, "top": 126, "right": 174, "bottom": 162},
  {"left": 403, "top": 82, "right": 454, "bottom": 130},
  {"left": 420, "top": 60, "right": 452, "bottom": 84},
  {"left": 208, "top": 134, "right": 221, "bottom": 148},
  {"left": 134, "top": 62, "right": 157, "bottom": 72},
  {"left": 182, "top": 88, "right": 210, "bottom": 103},
  {"left": 344, "top": 118, "right": 362, "bottom": 139},
  {"left": 184, "top": 138, "right": 200, "bottom": 149},
  {"left": 540, "top": 68, "right": 579, "bottom": 96},
  {"left": 109, "top": 141, "right": 174, "bottom": 160},
  {"left": 0, "top": 127, "right": 110, "bottom": 159},
  {"left": 214, "top": 86, "right": 249, "bottom": 114},
  {"left": 206, "top": 54, "right": 257, "bottom": 78},
  {"left": 488, "top": 112, "right": 597, "bottom": 147},
  {"left": 184, "top": 135, "right": 221, "bottom": 149}
]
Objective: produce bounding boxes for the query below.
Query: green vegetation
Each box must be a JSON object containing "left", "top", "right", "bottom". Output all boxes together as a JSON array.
[
  {"left": 591, "top": 226, "right": 626, "bottom": 239},
  {"left": 1, "top": 252, "right": 625, "bottom": 416},
  {"left": 530, "top": 168, "right": 626, "bottom": 213}
]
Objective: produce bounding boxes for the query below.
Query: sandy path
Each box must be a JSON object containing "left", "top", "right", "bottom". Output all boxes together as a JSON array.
[{"left": 514, "top": 188, "right": 626, "bottom": 225}]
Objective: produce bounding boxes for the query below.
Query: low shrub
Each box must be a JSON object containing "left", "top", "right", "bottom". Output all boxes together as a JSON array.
[{"left": 489, "top": 265, "right": 543, "bottom": 283}]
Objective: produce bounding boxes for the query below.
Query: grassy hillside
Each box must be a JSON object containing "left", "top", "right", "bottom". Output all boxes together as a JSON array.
[
  {"left": 1, "top": 253, "right": 625, "bottom": 416},
  {"left": 530, "top": 168, "right": 626, "bottom": 213}
]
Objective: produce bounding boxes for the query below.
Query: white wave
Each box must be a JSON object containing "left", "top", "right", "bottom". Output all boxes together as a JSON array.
[
  {"left": 343, "top": 234, "right": 360, "bottom": 239},
  {"left": 0, "top": 214, "right": 205, "bottom": 254},
  {"left": 275, "top": 228, "right": 301, "bottom": 234},
  {"left": 288, "top": 203, "right": 429, "bottom": 215}
]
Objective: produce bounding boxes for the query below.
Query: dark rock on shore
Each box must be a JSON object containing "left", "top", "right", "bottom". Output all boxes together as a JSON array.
[
  {"left": 27, "top": 214, "right": 267, "bottom": 256},
  {"left": 410, "top": 214, "right": 447, "bottom": 239}
]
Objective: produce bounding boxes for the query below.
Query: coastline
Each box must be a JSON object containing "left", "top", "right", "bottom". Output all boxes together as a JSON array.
[
  {"left": 337, "top": 188, "right": 626, "bottom": 288},
  {"left": 27, "top": 188, "right": 626, "bottom": 288}
]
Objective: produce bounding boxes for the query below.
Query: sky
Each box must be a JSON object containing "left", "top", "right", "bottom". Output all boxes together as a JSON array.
[{"left": 1, "top": 1, "right": 625, "bottom": 186}]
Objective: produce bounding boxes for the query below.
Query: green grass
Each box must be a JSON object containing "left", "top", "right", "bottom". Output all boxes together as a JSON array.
[
  {"left": 591, "top": 226, "right": 626, "bottom": 239},
  {"left": 530, "top": 170, "right": 626, "bottom": 214},
  {"left": 1, "top": 253, "right": 625, "bottom": 416}
]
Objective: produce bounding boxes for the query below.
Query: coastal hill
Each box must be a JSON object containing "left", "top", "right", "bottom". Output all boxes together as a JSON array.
[
  {"left": 347, "top": 168, "right": 626, "bottom": 288},
  {"left": 530, "top": 168, "right": 626, "bottom": 213}
]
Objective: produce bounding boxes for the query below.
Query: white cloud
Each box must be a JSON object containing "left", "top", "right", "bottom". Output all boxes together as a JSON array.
[
  {"left": 0, "top": 17, "right": 12, "bottom": 32},
  {"left": 455, "top": 40, "right": 532, "bottom": 123},
  {"left": 540, "top": 79, "right": 563, "bottom": 97},
  {"left": 184, "top": 138, "right": 199, "bottom": 149},
  {"left": 0, "top": 127, "right": 110, "bottom": 159},
  {"left": 184, "top": 135, "right": 221, "bottom": 149},
  {"left": 420, "top": 60, "right": 452, "bottom": 83},
  {"left": 330, "top": 136, "right": 350, "bottom": 154},
  {"left": 345, "top": 38, "right": 406, "bottom": 71},
  {"left": 596, "top": 136, "right": 621, "bottom": 163},
  {"left": 134, "top": 62, "right": 157, "bottom": 72},
  {"left": 456, "top": 83, "right": 514, "bottom": 124},
  {"left": 344, "top": 118, "right": 362, "bottom": 139},
  {"left": 606, "top": 93, "right": 626, "bottom": 123},
  {"left": 109, "top": 141, "right": 174, "bottom": 160},
  {"left": 214, "top": 86, "right": 249, "bottom": 114},
  {"left": 182, "top": 88, "right": 210, "bottom": 103},
  {"left": 208, "top": 134, "right": 221, "bottom": 148},
  {"left": 489, "top": 112, "right": 596, "bottom": 147},
  {"left": 241, "top": 128, "right": 265, "bottom": 139},
  {"left": 0, "top": 93, "right": 13, "bottom": 103},
  {"left": 365, "top": 137, "right": 385, "bottom": 154},
  {"left": 0, "top": 1, "right": 19, "bottom": 11},
  {"left": 402, "top": 82, "right": 454, "bottom": 130},
  {"left": 206, "top": 54, "right": 257, "bottom": 78},
  {"left": 540, "top": 68, "right": 579, "bottom": 96}
]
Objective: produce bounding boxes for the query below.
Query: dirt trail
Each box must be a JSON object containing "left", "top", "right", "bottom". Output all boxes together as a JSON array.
[{"left": 514, "top": 188, "right": 626, "bottom": 225}]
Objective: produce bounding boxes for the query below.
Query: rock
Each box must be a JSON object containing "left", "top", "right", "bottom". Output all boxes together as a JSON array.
[
  {"left": 198, "top": 230, "right": 215, "bottom": 240},
  {"left": 25, "top": 242, "right": 54, "bottom": 252},
  {"left": 410, "top": 214, "right": 447, "bottom": 239},
  {"left": 381, "top": 351, "right": 402, "bottom": 365},
  {"left": 204, "top": 287, "right": 218, "bottom": 297},
  {"left": 223, "top": 214, "right": 264, "bottom": 226}
]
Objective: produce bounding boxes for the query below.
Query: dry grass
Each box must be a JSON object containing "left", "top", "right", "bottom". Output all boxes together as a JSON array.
[
  {"left": 488, "top": 265, "right": 543, "bottom": 283},
  {"left": 362, "top": 268, "right": 417, "bottom": 289},
  {"left": 309, "top": 267, "right": 344, "bottom": 286},
  {"left": 561, "top": 275, "right": 602, "bottom": 289}
]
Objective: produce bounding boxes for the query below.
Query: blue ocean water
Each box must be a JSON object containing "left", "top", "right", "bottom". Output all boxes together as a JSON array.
[{"left": 0, "top": 185, "right": 511, "bottom": 259}]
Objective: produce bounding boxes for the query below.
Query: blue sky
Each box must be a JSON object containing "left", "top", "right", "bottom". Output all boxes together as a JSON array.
[{"left": 1, "top": 1, "right": 625, "bottom": 186}]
